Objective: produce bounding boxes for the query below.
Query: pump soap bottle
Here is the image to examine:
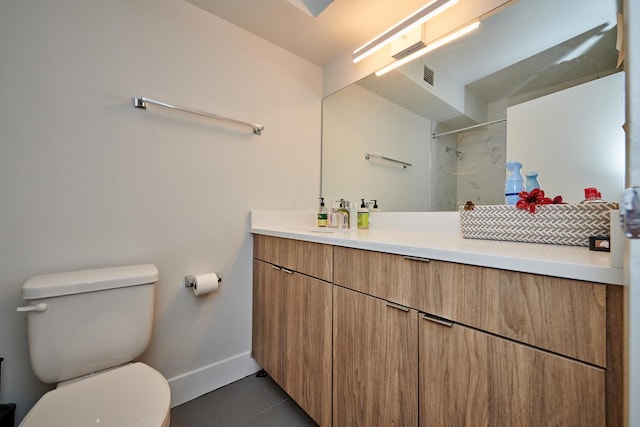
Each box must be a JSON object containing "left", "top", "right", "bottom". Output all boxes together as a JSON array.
[
  {"left": 317, "top": 197, "right": 328, "bottom": 227},
  {"left": 338, "top": 199, "right": 350, "bottom": 228},
  {"left": 328, "top": 200, "right": 339, "bottom": 228},
  {"left": 357, "top": 199, "right": 369, "bottom": 230}
]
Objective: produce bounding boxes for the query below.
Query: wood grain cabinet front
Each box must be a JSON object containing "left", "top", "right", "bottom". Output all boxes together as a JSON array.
[
  {"left": 335, "top": 246, "right": 607, "bottom": 367},
  {"left": 419, "top": 314, "right": 605, "bottom": 427},
  {"left": 254, "top": 234, "right": 333, "bottom": 282},
  {"left": 332, "top": 246, "right": 618, "bottom": 426},
  {"left": 254, "top": 238, "right": 622, "bottom": 426},
  {"left": 333, "top": 285, "right": 418, "bottom": 427},
  {"left": 252, "top": 258, "right": 332, "bottom": 426},
  {"left": 412, "top": 260, "right": 607, "bottom": 367}
]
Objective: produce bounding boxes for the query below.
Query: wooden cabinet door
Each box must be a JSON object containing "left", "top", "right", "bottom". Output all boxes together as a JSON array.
[
  {"left": 419, "top": 314, "right": 605, "bottom": 427},
  {"left": 281, "top": 269, "right": 332, "bottom": 426},
  {"left": 252, "top": 259, "right": 285, "bottom": 384},
  {"left": 333, "top": 286, "right": 418, "bottom": 427},
  {"left": 253, "top": 259, "right": 332, "bottom": 426}
]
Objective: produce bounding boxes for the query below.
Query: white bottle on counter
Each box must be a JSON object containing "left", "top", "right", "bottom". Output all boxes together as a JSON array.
[{"left": 348, "top": 201, "right": 357, "bottom": 229}]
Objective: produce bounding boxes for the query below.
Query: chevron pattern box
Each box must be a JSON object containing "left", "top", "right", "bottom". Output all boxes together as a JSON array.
[{"left": 459, "top": 203, "right": 619, "bottom": 247}]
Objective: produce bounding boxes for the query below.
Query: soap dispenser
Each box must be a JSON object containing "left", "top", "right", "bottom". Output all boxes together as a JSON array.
[
  {"left": 329, "top": 200, "right": 343, "bottom": 228},
  {"left": 357, "top": 199, "right": 369, "bottom": 230},
  {"left": 317, "top": 197, "right": 327, "bottom": 227},
  {"left": 338, "top": 199, "right": 350, "bottom": 228}
]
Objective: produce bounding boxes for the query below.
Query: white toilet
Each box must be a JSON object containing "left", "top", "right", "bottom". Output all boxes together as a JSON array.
[{"left": 17, "top": 264, "right": 171, "bottom": 427}]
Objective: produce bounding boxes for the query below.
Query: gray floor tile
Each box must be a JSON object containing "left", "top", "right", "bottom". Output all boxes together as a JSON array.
[
  {"left": 237, "top": 399, "right": 317, "bottom": 427},
  {"left": 170, "top": 373, "right": 318, "bottom": 427}
]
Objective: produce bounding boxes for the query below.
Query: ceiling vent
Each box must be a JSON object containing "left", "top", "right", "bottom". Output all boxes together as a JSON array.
[{"left": 423, "top": 64, "right": 435, "bottom": 86}]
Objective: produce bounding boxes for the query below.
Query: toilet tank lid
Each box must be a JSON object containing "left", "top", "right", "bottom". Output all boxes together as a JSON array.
[{"left": 23, "top": 264, "right": 159, "bottom": 300}]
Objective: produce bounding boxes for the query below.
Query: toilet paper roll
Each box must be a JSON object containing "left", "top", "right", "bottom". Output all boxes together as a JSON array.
[{"left": 186, "top": 273, "right": 220, "bottom": 296}]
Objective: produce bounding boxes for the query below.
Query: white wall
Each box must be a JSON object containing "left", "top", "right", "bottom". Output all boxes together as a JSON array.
[
  {"left": 0, "top": 0, "right": 321, "bottom": 421},
  {"left": 322, "top": 84, "right": 432, "bottom": 212},
  {"left": 507, "top": 72, "right": 625, "bottom": 204}
]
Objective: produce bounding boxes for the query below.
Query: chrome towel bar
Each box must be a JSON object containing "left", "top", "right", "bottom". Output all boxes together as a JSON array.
[
  {"left": 133, "top": 96, "right": 264, "bottom": 135},
  {"left": 365, "top": 153, "right": 412, "bottom": 168}
]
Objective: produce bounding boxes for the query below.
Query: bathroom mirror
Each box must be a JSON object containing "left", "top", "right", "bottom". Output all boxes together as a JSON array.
[{"left": 321, "top": 0, "right": 623, "bottom": 211}]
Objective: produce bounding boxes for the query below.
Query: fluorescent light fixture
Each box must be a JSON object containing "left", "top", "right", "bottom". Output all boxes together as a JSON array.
[
  {"left": 375, "top": 20, "right": 480, "bottom": 76},
  {"left": 352, "top": 0, "right": 458, "bottom": 63}
]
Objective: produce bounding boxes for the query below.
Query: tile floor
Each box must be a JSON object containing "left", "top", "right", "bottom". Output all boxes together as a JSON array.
[{"left": 170, "top": 372, "right": 318, "bottom": 426}]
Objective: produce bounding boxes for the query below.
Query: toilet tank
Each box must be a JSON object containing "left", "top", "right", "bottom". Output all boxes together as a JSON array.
[{"left": 19, "top": 264, "right": 159, "bottom": 384}]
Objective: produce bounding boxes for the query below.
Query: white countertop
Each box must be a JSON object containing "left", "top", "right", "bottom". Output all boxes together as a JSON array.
[{"left": 250, "top": 210, "right": 624, "bottom": 285}]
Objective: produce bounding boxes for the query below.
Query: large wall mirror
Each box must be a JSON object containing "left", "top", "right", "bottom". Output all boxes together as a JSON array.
[{"left": 321, "top": 0, "right": 624, "bottom": 212}]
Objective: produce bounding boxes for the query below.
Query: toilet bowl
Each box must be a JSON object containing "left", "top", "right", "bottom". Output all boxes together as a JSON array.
[
  {"left": 19, "top": 363, "right": 170, "bottom": 427},
  {"left": 17, "top": 264, "right": 170, "bottom": 426}
]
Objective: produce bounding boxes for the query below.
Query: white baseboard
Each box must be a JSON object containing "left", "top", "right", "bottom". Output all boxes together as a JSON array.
[{"left": 167, "top": 352, "right": 261, "bottom": 408}]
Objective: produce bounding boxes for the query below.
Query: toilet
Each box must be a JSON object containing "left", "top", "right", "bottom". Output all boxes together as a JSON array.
[{"left": 16, "top": 264, "right": 171, "bottom": 427}]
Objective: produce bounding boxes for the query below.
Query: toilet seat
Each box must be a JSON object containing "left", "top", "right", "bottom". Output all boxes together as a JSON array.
[{"left": 20, "top": 363, "right": 170, "bottom": 427}]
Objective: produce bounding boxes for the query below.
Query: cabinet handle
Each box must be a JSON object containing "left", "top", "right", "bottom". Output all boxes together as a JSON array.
[
  {"left": 421, "top": 314, "right": 454, "bottom": 327},
  {"left": 270, "top": 264, "right": 293, "bottom": 274},
  {"left": 16, "top": 302, "right": 48, "bottom": 313},
  {"left": 386, "top": 302, "right": 410, "bottom": 312},
  {"left": 403, "top": 256, "right": 430, "bottom": 263}
]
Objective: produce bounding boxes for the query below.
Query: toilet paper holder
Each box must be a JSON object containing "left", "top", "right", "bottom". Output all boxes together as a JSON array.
[{"left": 184, "top": 273, "right": 222, "bottom": 288}]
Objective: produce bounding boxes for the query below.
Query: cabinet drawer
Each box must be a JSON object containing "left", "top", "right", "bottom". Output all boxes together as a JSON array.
[
  {"left": 254, "top": 235, "right": 333, "bottom": 282},
  {"left": 415, "top": 261, "right": 607, "bottom": 367},
  {"left": 333, "top": 246, "right": 416, "bottom": 307}
]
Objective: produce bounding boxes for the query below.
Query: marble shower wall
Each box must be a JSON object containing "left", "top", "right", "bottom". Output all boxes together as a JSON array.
[
  {"left": 431, "top": 119, "right": 507, "bottom": 210},
  {"left": 430, "top": 128, "right": 458, "bottom": 211},
  {"left": 456, "top": 121, "right": 507, "bottom": 206}
]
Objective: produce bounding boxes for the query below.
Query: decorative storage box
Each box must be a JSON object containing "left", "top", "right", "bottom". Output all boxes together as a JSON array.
[{"left": 459, "top": 203, "right": 618, "bottom": 247}]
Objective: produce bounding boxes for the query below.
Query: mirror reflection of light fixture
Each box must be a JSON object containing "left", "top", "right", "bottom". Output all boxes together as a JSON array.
[
  {"left": 375, "top": 20, "right": 480, "bottom": 76},
  {"left": 352, "top": 0, "right": 459, "bottom": 63}
]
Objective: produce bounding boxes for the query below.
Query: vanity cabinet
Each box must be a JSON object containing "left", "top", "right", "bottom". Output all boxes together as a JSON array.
[
  {"left": 253, "top": 236, "right": 622, "bottom": 426},
  {"left": 252, "top": 236, "right": 332, "bottom": 426}
]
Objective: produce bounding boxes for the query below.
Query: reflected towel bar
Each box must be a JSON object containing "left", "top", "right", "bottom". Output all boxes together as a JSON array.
[
  {"left": 432, "top": 118, "right": 506, "bottom": 138},
  {"left": 365, "top": 153, "right": 412, "bottom": 168},
  {"left": 133, "top": 96, "right": 264, "bottom": 135}
]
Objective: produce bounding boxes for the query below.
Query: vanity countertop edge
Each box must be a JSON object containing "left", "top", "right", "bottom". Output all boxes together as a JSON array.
[{"left": 250, "top": 224, "right": 623, "bottom": 286}]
